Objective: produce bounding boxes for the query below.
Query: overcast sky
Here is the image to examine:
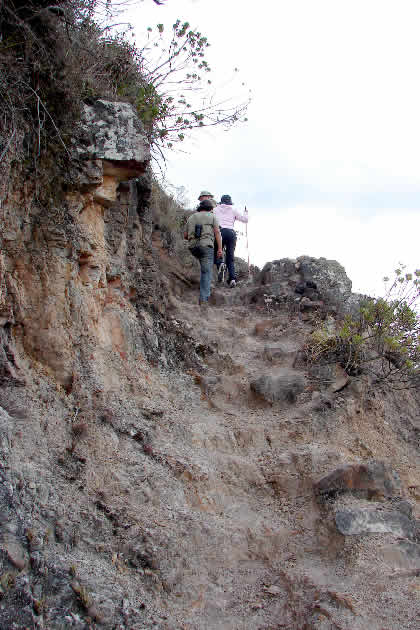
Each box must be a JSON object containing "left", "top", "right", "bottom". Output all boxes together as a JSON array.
[{"left": 128, "top": 0, "right": 420, "bottom": 296}]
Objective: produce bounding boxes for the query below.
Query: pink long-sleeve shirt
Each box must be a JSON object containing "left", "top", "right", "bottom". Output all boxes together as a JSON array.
[{"left": 213, "top": 204, "right": 248, "bottom": 229}]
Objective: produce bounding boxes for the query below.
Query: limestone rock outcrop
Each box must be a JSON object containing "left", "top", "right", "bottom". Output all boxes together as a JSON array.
[{"left": 76, "top": 99, "right": 150, "bottom": 169}]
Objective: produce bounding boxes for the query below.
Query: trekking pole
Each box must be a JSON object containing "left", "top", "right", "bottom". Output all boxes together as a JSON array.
[{"left": 245, "top": 205, "right": 250, "bottom": 276}]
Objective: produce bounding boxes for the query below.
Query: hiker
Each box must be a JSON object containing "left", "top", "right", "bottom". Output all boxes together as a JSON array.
[
  {"left": 185, "top": 199, "right": 223, "bottom": 306},
  {"left": 214, "top": 194, "right": 248, "bottom": 287},
  {"left": 197, "top": 190, "right": 217, "bottom": 208}
]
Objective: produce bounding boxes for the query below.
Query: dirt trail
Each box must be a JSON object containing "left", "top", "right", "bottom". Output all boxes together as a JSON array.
[
  {"left": 157, "top": 282, "right": 420, "bottom": 630},
  {"left": 1, "top": 270, "right": 418, "bottom": 630},
  {"left": 150, "top": 289, "right": 280, "bottom": 622},
  {"left": 159, "top": 286, "right": 337, "bottom": 628}
]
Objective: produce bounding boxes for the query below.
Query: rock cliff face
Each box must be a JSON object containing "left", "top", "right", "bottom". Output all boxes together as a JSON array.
[{"left": 0, "top": 101, "right": 419, "bottom": 630}]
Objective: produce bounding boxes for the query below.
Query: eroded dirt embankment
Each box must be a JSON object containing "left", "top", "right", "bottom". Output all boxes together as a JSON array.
[{"left": 1, "top": 261, "right": 419, "bottom": 629}]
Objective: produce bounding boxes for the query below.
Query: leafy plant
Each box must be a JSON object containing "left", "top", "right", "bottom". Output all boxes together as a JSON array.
[
  {"left": 119, "top": 18, "right": 250, "bottom": 152},
  {"left": 305, "top": 267, "right": 420, "bottom": 389}
]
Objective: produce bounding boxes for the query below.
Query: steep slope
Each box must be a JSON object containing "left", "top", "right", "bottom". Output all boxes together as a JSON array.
[{"left": 0, "top": 101, "right": 419, "bottom": 630}]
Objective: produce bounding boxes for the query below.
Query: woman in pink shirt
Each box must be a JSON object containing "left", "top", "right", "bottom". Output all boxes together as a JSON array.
[{"left": 214, "top": 194, "right": 248, "bottom": 287}]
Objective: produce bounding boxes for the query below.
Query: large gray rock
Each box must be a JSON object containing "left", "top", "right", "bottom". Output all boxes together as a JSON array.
[
  {"left": 259, "top": 256, "right": 361, "bottom": 313},
  {"left": 250, "top": 368, "right": 306, "bottom": 403},
  {"left": 335, "top": 507, "right": 416, "bottom": 539},
  {"left": 314, "top": 461, "right": 402, "bottom": 500},
  {"left": 234, "top": 257, "right": 259, "bottom": 281},
  {"left": 259, "top": 258, "right": 300, "bottom": 295},
  {"left": 297, "top": 256, "right": 352, "bottom": 308},
  {"left": 75, "top": 99, "right": 150, "bottom": 174}
]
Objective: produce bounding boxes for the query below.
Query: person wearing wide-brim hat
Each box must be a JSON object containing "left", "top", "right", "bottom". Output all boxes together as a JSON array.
[
  {"left": 185, "top": 199, "right": 222, "bottom": 307},
  {"left": 197, "top": 190, "right": 217, "bottom": 208}
]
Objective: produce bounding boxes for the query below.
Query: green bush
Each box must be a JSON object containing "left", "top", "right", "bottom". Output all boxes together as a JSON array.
[{"left": 305, "top": 267, "right": 420, "bottom": 389}]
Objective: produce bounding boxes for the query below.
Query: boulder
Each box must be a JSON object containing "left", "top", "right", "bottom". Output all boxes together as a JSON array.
[
  {"left": 329, "top": 364, "right": 350, "bottom": 393},
  {"left": 314, "top": 461, "right": 402, "bottom": 500},
  {"left": 259, "top": 258, "right": 300, "bottom": 298},
  {"left": 260, "top": 258, "right": 298, "bottom": 285},
  {"left": 75, "top": 99, "right": 150, "bottom": 178},
  {"left": 297, "top": 256, "right": 352, "bottom": 309},
  {"left": 263, "top": 341, "right": 299, "bottom": 367},
  {"left": 250, "top": 368, "right": 306, "bottom": 403},
  {"left": 258, "top": 256, "right": 361, "bottom": 313},
  {"left": 335, "top": 507, "right": 416, "bottom": 539}
]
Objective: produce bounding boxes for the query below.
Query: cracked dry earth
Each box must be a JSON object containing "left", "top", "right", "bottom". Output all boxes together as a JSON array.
[{"left": 1, "top": 281, "right": 420, "bottom": 630}]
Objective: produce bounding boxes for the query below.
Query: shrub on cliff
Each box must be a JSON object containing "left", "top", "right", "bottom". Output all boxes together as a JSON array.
[
  {"left": 126, "top": 19, "right": 250, "bottom": 152},
  {"left": 0, "top": 0, "right": 249, "bottom": 176},
  {"left": 305, "top": 267, "right": 420, "bottom": 389},
  {"left": 150, "top": 181, "right": 190, "bottom": 252},
  {"left": 0, "top": 1, "right": 77, "bottom": 162}
]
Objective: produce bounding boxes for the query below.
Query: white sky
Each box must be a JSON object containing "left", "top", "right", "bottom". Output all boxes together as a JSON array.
[{"left": 127, "top": 0, "right": 420, "bottom": 296}]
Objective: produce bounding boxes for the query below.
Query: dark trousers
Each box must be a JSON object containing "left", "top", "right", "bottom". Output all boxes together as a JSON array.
[{"left": 215, "top": 228, "right": 237, "bottom": 281}]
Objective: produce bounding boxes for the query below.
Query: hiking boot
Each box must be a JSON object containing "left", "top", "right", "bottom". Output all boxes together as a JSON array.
[{"left": 229, "top": 279, "right": 236, "bottom": 288}]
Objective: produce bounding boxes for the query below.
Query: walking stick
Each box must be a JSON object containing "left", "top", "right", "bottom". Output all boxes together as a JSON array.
[{"left": 245, "top": 206, "right": 250, "bottom": 276}]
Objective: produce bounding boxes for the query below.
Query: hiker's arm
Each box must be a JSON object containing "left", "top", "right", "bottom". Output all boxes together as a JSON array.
[
  {"left": 235, "top": 208, "right": 248, "bottom": 223},
  {"left": 214, "top": 226, "right": 222, "bottom": 256}
]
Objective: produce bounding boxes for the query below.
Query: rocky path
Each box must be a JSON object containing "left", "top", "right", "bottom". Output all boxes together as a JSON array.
[
  {"left": 0, "top": 277, "right": 419, "bottom": 630},
  {"left": 155, "top": 282, "right": 420, "bottom": 630},
  {"left": 163, "top": 288, "right": 308, "bottom": 629},
  {"left": 157, "top": 287, "right": 337, "bottom": 627}
]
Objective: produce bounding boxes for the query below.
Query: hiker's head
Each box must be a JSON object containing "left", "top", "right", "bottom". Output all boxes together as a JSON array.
[
  {"left": 198, "top": 190, "right": 214, "bottom": 201},
  {"left": 220, "top": 194, "right": 233, "bottom": 205},
  {"left": 198, "top": 199, "right": 214, "bottom": 211}
]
